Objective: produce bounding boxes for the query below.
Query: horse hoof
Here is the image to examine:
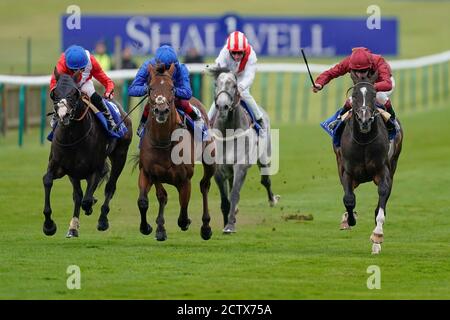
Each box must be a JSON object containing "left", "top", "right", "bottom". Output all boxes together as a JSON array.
[
  {"left": 156, "top": 231, "right": 167, "bottom": 241},
  {"left": 178, "top": 218, "right": 191, "bottom": 231},
  {"left": 140, "top": 223, "right": 153, "bottom": 235},
  {"left": 370, "top": 233, "right": 384, "bottom": 244},
  {"left": 347, "top": 214, "right": 357, "bottom": 226},
  {"left": 201, "top": 226, "right": 212, "bottom": 240},
  {"left": 340, "top": 221, "right": 351, "bottom": 230},
  {"left": 372, "top": 243, "right": 382, "bottom": 254},
  {"left": 269, "top": 194, "right": 281, "bottom": 207},
  {"left": 97, "top": 218, "right": 109, "bottom": 231},
  {"left": 43, "top": 221, "right": 57, "bottom": 236},
  {"left": 223, "top": 224, "right": 236, "bottom": 234},
  {"left": 66, "top": 229, "right": 78, "bottom": 238},
  {"left": 84, "top": 208, "right": 93, "bottom": 216}
]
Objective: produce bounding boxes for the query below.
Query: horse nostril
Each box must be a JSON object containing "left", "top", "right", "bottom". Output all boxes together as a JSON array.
[
  {"left": 163, "top": 108, "right": 170, "bottom": 114},
  {"left": 224, "top": 105, "right": 229, "bottom": 110}
]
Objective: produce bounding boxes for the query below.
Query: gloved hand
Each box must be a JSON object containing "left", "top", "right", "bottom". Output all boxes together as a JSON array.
[
  {"left": 312, "top": 83, "right": 323, "bottom": 93},
  {"left": 104, "top": 89, "right": 114, "bottom": 100}
]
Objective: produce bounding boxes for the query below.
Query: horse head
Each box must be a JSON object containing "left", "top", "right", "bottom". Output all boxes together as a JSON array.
[
  {"left": 50, "top": 68, "right": 84, "bottom": 126},
  {"left": 147, "top": 63, "right": 175, "bottom": 124},
  {"left": 212, "top": 68, "right": 240, "bottom": 119},
  {"left": 350, "top": 71, "right": 379, "bottom": 134}
]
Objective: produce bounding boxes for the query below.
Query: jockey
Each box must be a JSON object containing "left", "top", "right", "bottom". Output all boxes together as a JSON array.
[
  {"left": 313, "top": 47, "right": 398, "bottom": 132},
  {"left": 207, "top": 31, "right": 265, "bottom": 129},
  {"left": 49, "top": 45, "right": 116, "bottom": 130},
  {"left": 129, "top": 45, "right": 203, "bottom": 136}
]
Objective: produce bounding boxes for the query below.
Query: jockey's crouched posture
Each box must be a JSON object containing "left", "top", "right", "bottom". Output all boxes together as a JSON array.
[
  {"left": 129, "top": 45, "right": 203, "bottom": 136},
  {"left": 207, "top": 31, "right": 265, "bottom": 130},
  {"left": 49, "top": 45, "right": 116, "bottom": 129},
  {"left": 313, "top": 47, "right": 399, "bottom": 133}
]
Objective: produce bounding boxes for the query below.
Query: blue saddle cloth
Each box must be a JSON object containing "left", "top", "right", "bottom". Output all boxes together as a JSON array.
[
  {"left": 320, "top": 108, "right": 398, "bottom": 147},
  {"left": 47, "top": 99, "right": 128, "bottom": 142},
  {"left": 240, "top": 100, "right": 262, "bottom": 135},
  {"left": 137, "top": 108, "right": 209, "bottom": 148}
]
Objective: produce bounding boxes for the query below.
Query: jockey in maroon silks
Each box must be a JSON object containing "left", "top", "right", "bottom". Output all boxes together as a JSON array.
[
  {"left": 49, "top": 45, "right": 116, "bottom": 129},
  {"left": 313, "top": 47, "right": 398, "bottom": 131}
]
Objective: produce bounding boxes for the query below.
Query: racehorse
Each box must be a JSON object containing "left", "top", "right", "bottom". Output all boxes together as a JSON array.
[
  {"left": 42, "top": 69, "right": 132, "bottom": 237},
  {"left": 210, "top": 68, "right": 280, "bottom": 233},
  {"left": 137, "top": 63, "right": 215, "bottom": 241},
  {"left": 334, "top": 71, "right": 403, "bottom": 254}
]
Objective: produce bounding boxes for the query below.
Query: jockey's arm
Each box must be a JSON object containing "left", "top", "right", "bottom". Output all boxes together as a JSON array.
[
  {"left": 49, "top": 54, "right": 68, "bottom": 91},
  {"left": 237, "top": 63, "right": 256, "bottom": 92},
  {"left": 91, "top": 55, "right": 114, "bottom": 94},
  {"left": 128, "top": 61, "right": 150, "bottom": 97},
  {"left": 374, "top": 60, "right": 393, "bottom": 92},
  {"left": 314, "top": 56, "right": 351, "bottom": 89},
  {"left": 174, "top": 64, "right": 193, "bottom": 100}
]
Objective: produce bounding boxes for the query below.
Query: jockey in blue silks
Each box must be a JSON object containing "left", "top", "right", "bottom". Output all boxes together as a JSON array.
[{"left": 129, "top": 45, "right": 203, "bottom": 136}]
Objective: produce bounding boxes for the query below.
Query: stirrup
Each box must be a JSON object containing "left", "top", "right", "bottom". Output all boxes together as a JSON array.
[{"left": 136, "top": 121, "right": 145, "bottom": 137}]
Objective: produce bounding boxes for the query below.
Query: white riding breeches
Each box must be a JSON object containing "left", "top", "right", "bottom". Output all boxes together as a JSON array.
[
  {"left": 79, "top": 80, "right": 96, "bottom": 97},
  {"left": 208, "top": 88, "right": 264, "bottom": 120}
]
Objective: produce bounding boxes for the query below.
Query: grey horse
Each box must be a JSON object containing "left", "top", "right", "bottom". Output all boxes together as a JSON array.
[{"left": 209, "top": 68, "right": 280, "bottom": 233}]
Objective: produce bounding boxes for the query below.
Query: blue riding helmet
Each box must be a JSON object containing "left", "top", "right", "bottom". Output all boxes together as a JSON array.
[
  {"left": 65, "top": 45, "right": 89, "bottom": 70},
  {"left": 155, "top": 45, "right": 178, "bottom": 68}
]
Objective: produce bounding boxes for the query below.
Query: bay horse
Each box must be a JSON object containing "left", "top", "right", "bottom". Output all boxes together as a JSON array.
[
  {"left": 42, "top": 69, "right": 132, "bottom": 237},
  {"left": 210, "top": 68, "right": 280, "bottom": 233},
  {"left": 334, "top": 71, "right": 403, "bottom": 254},
  {"left": 137, "top": 63, "right": 215, "bottom": 241}
]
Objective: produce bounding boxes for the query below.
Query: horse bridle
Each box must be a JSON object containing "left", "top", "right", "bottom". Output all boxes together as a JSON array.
[
  {"left": 214, "top": 74, "right": 240, "bottom": 110},
  {"left": 346, "top": 82, "right": 380, "bottom": 120},
  {"left": 51, "top": 84, "right": 86, "bottom": 122}
]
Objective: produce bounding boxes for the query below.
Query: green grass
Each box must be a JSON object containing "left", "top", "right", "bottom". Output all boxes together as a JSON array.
[
  {"left": 0, "top": 105, "right": 449, "bottom": 299},
  {"left": 1, "top": 0, "right": 450, "bottom": 74}
]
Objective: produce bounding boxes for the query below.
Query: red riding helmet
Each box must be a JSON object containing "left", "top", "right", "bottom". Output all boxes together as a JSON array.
[
  {"left": 226, "top": 31, "right": 248, "bottom": 52},
  {"left": 349, "top": 47, "right": 373, "bottom": 70}
]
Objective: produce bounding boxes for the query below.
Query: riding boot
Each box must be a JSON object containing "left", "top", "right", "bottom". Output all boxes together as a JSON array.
[
  {"left": 190, "top": 105, "right": 205, "bottom": 129},
  {"left": 384, "top": 100, "right": 398, "bottom": 134},
  {"left": 136, "top": 104, "right": 150, "bottom": 137},
  {"left": 91, "top": 92, "right": 116, "bottom": 130},
  {"left": 328, "top": 100, "right": 351, "bottom": 130}
]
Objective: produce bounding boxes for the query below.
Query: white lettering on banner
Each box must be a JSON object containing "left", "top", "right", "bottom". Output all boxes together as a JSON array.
[
  {"left": 181, "top": 25, "right": 205, "bottom": 54},
  {"left": 125, "top": 16, "right": 338, "bottom": 56},
  {"left": 151, "top": 23, "right": 180, "bottom": 52},
  {"left": 66, "top": 5, "right": 81, "bottom": 30},
  {"left": 224, "top": 16, "right": 237, "bottom": 34},
  {"left": 126, "top": 16, "right": 151, "bottom": 54},
  {"left": 205, "top": 24, "right": 219, "bottom": 55}
]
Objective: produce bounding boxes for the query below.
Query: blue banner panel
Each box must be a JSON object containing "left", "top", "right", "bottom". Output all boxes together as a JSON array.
[{"left": 62, "top": 14, "right": 397, "bottom": 57}]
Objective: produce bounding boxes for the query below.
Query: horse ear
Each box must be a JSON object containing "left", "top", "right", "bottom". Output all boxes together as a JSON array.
[
  {"left": 148, "top": 64, "right": 156, "bottom": 79},
  {"left": 168, "top": 63, "right": 175, "bottom": 76},
  {"left": 368, "top": 70, "right": 378, "bottom": 84},
  {"left": 72, "top": 70, "right": 82, "bottom": 82},
  {"left": 350, "top": 70, "right": 359, "bottom": 84},
  {"left": 53, "top": 67, "right": 60, "bottom": 81}
]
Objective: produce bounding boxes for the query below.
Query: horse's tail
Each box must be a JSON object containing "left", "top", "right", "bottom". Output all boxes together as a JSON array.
[
  {"left": 129, "top": 153, "right": 140, "bottom": 174},
  {"left": 98, "top": 159, "right": 111, "bottom": 188}
]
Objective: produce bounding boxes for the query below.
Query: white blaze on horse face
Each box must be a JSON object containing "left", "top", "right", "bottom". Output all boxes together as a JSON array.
[
  {"left": 359, "top": 87, "right": 368, "bottom": 122},
  {"left": 155, "top": 95, "right": 166, "bottom": 105},
  {"left": 57, "top": 99, "right": 68, "bottom": 119}
]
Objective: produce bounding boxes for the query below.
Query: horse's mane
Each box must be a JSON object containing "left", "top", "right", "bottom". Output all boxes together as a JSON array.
[{"left": 207, "top": 66, "right": 232, "bottom": 80}]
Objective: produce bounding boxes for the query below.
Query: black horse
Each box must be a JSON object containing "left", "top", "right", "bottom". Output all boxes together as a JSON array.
[
  {"left": 334, "top": 71, "right": 403, "bottom": 254},
  {"left": 42, "top": 69, "right": 132, "bottom": 237}
]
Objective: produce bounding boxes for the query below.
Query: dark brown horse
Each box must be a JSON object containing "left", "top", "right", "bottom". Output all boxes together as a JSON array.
[
  {"left": 42, "top": 69, "right": 132, "bottom": 237},
  {"left": 137, "top": 63, "right": 215, "bottom": 241},
  {"left": 334, "top": 71, "right": 403, "bottom": 254}
]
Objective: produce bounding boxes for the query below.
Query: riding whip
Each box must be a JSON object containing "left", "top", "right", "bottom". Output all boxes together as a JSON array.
[
  {"left": 301, "top": 49, "right": 318, "bottom": 89},
  {"left": 113, "top": 94, "right": 148, "bottom": 130}
]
